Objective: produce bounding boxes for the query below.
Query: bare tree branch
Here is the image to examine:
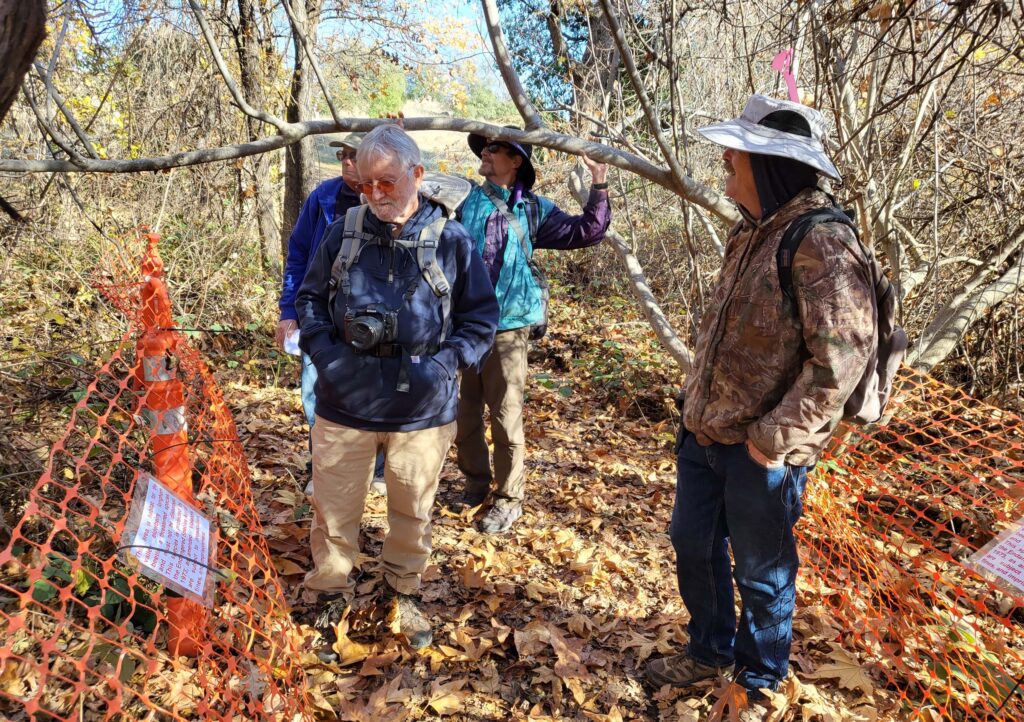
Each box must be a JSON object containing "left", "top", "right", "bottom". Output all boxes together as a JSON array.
[
  {"left": 280, "top": 0, "right": 342, "bottom": 126},
  {"left": 480, "top": 0, "right": 545, "bottom": 131},
  {"left": 595, "top": 0, "right": 736, "bottom": 225},
  {"left": 908, "top": 225, "right": 1024, "bottom": 370},
  {"left": 910, "top": 245, "right": 1024, "bottom": 372},
  {"left": 186, "top": 0, "right": 290, "bottom": 133},
  {"left": 0, "top": 117, "right": 738, "bottom": 222},
  {"left": 568, "top": 160, "right": 694, "bottom": 371},
  {"left": 31, "top": 62, "right": 100, "bottom": 159}
]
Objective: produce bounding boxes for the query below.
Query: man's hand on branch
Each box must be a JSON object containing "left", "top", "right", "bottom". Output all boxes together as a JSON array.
[
  {"left": 581, "top": 154, "right": 608, "bottom": 186},
  {"left": 276, "top": 319, "right": 298, "bottom": 349},
  {"left": 381, "top": 112, "right": 404, "bottom": 129}
]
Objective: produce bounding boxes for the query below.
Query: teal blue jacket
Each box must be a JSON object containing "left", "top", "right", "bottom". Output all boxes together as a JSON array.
[{"left": 458, "top": 181, "right": 611, "bottom": 331}]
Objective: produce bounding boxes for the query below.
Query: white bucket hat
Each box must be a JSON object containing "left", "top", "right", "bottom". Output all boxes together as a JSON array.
[{"left": 697, "top": 94, "right": 841, "bottom": 181}]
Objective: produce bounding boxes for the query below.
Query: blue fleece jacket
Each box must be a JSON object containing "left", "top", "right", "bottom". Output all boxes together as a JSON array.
[
  {"left": 279, "top": 176, "right": 361, "bottom": 321},
  {"left": 295, "top": 196, "right": 498, "bottom": 432}
]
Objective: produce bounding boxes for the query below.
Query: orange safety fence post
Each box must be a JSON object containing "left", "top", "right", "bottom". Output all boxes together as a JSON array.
[
  {"left": 134, "top": 231, "right": 206, "bottom": 657},
  {"left": 0, "top": 229, "right": 315, "bottom": 720}
]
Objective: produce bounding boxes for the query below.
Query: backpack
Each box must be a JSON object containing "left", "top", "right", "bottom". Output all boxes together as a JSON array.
[
  {"left": 479, "top": 183, "right": 548, "bottom": 339},
  {"left": 776, "top": 205, "right": 908, "bottom": 425},
  {"left": 326, "top": 173, "right": 474, "bottom": 347}
]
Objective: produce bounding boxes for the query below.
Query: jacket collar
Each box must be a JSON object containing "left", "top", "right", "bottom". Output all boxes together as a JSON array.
[
  {"left": 737, "top": 187, "right": 830, "bottom": 236},
  {"left": 361, "top": 195, "right": 442, "bottom": 242}
]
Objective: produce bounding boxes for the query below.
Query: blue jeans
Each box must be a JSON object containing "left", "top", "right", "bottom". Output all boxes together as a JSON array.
[
  {"left": 670, "top": 430, "right": 808, "bottom": 693},
  {"left": 301, "top": 353, "right": 384, "bottom": 477}
]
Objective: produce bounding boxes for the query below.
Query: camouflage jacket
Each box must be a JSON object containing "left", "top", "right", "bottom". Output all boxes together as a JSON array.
[{"left": 682, "top": 189, "right": 876, "bottom": 467}]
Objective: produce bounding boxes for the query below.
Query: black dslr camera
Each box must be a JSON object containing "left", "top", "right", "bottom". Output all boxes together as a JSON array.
[{"left": 344, "top": 305, "right": 398, "bottom": 352}]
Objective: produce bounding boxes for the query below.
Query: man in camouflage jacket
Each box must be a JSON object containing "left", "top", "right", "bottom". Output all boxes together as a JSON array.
[{"left": 646, "top": 95, "right": 875, "bottom": 720}]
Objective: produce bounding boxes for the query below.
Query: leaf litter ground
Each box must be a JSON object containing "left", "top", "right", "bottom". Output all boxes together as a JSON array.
[{"left": 223, "top": 295, "right": 900, "bottom": 722}]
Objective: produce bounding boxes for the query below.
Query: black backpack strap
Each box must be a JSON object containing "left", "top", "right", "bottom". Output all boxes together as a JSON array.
[{"left": 777, "top": 207, "right": 858, "bottom": 302}]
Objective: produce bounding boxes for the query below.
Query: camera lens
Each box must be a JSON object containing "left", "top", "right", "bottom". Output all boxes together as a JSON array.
[{"left": 349, "top": 317, "right": 384, "bottom": 350}]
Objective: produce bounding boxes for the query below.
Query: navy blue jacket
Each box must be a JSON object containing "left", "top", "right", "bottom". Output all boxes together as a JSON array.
[
  {"left": 296, "top": 196, "right": 499, "bottom": 432},
  {"left": 279, "top": 176, "right": 361, "bottom": 321}
]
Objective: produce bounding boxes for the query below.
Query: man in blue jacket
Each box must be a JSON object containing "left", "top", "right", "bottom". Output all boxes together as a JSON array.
[
  {"left": 296, "top": 125, "right": 498, "bottom": 651},
  {"left": 276, "top": 134, "right": 384, "bottom": 482},
  {"left": 456, "top": 131, "right": 611, "bottom": 533}
]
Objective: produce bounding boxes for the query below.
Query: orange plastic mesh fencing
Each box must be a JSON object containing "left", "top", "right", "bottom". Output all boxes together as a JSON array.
[
  {"left": 4, "top": 233, "right": 1024, "bottom": 722},
  {"left": 0, "top": 235, "right": 314, "bottom": 721},
  {"left": 803, "top": 368, "right": 1024, "bottom": 719}
]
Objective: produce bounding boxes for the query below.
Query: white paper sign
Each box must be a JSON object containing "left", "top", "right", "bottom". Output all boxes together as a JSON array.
[
  {"left": 126, "top": 474, "right": 214, "bottom": 601},
  {"left": 967, "top": 516, "right": 1024, "bottom": 594}
]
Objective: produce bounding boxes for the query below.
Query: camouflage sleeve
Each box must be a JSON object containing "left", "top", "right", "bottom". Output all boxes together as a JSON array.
[{"left": 747, "top": 223, "right": 876, "bottom": 464}]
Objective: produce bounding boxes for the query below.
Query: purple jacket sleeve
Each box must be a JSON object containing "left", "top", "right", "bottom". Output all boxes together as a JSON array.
[{"left": 532, "top": 188, "right": 611, "bottom": 250}]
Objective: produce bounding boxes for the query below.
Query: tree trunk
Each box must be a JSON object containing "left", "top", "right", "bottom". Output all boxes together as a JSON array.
[
  {"left": 280, "top": 0, "right": 321, "bottom": 265},
  {"left": 235, "top": 0, "right": 281, "bottom": 276},
  {"left": 0, "top": 0, "right": 47, "bottom": 126}
]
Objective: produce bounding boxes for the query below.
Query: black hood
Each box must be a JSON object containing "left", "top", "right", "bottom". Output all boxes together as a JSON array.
[{"left": 749, "top": 153, "right": 820, "bottom": 219}]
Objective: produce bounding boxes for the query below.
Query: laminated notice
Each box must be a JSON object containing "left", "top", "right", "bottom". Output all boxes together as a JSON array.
[
  {"left": 966, "top": 514, "right": 1024, "bottom": 596},
  {"left": 120, "top": 473, "right": 217, "bottom": 606}
]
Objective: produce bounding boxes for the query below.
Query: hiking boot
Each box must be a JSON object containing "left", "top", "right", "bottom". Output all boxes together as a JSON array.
[
  {"left": 393, "top": 593, "right": 433, "bottom": 649},
  {"left": 311, "top": 593, "right": 348, "bottom": 661},
  {"left": 479, "top": 499, "right": 522, "bottom": 533},
  {"left": 644, "top": 652, "right": 734, "bottom": 688},
  {"left": 451, "top": 487, "right": 488, "bottom": 512},
  {"left": 368, "top": 475, "right": 387, "bottom": 497}
]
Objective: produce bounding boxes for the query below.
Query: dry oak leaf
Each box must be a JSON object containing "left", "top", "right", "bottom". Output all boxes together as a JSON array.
[
  {"left": 805, "top": 647, "right": 874, "bottom": 696},
  {"left": 515, "top": 620, "right": 552, "bottom": 658},
  {"left": 427, "top": 678, "right": 469, "bottom": 716},
  {"left": 707, "top": 678, "right": 749, "bottom": 722}
]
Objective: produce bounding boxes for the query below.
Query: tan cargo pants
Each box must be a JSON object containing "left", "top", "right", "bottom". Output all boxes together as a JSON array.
[
  {"left": 304, "top": 416, "right": 456, "bottom": 600},
  {"left": 455, "top": 326, "right": 530, "bottom": 503}
]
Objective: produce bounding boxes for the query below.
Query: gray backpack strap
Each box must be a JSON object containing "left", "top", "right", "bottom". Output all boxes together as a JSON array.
[
  {"left": 480, "top": 182, "right": 530, "bottom": 249},
  {"left": 480, "top": 182, "right": 548, "bottom": 296},
  {"left": 416, "top": 216, "right": 452, "bottom": 344},
  {"left": 328, "top": 205, "right": 372, "bottom": 305}
]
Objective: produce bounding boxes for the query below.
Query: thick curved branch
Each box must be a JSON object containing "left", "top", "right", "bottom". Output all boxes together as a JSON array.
[
  {"left": 0, "top": 0, "right": 46, "bottom": 125},
  {"left": 909, "top": 248, "right": 1024, "bottom": 372},
  {"left": 186, "top": 0, "right": 288, "bottom": 133},
  {"left": 907, "top": 227, "right": 1024, "bottom": 371},
  {"left": 480, "top": 0, "right": 544, "bottom": 131},
  {"left": 568, "top": 166, "right": 694, "bottom": 370},
  {"left": 0, "top": 117, "right": 738, "bottom": 221}
]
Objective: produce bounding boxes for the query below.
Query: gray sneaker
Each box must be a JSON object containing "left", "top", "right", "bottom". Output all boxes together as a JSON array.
[
  {"left": 479, "top": 499, "right": 522, "bottom": 533},
  {"left": 368, "top": 475, "right": 386, "bottom": 496},
  {"left": 644, "top": 652, "right": 734, "bottom": 688}
]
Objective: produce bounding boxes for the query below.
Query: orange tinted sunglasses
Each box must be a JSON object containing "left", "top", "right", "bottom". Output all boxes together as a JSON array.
[{"left": 356, "top": 167, "right": 413, "bottom": 195}]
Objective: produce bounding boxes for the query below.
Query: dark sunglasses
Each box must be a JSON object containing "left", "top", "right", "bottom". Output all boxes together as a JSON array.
[
  {"left": 483, "top": 141, "right": 513, "bottom": 154},
  {"left": 335, "top": 149, "right": 357, "bottom": 161}
]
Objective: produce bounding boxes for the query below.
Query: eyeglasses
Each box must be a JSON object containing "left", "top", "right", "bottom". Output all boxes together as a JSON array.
[
  {"left": 335, "top": 149, "right": 357, "bottom": 162},
  {"left": 483, "top": 142, "right": 512, "bottom": 154},
  {"left": 356, "top": 167, "right": 414, "bottom": 196}
]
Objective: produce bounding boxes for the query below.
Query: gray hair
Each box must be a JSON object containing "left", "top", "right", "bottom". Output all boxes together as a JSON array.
[{"left": 356, "top": 124, "right": 421, "bottom": 169}]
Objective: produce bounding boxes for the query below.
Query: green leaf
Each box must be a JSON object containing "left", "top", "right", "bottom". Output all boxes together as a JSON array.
[
  {"left": 32, "top": 580, "right": 58, "bottom": 604},
  {"left": 558, "top": 386, "right": 573, "bottom": 398},
  {"left": 73, "top": 568, "right": 93, "bottom": 596}
]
